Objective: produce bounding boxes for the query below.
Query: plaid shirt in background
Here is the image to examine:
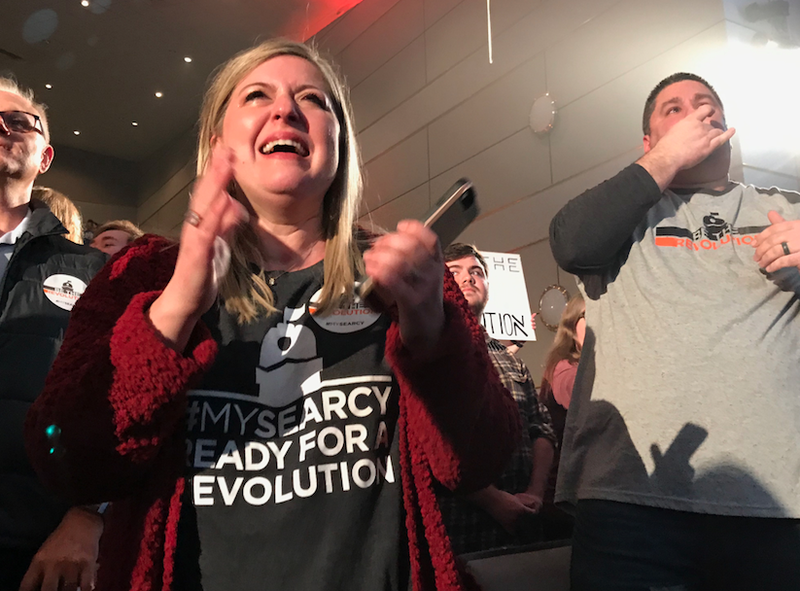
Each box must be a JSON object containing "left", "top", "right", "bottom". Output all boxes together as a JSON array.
[{"left": 439, "top": 331, "right": 556, "bottom": 555}]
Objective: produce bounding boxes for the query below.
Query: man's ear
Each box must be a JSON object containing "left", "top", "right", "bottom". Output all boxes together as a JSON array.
[
  {"left": 39, "top": 144, "right": 54, "bottom": 174},
  {"left": 642, "top": 135, "right": 652, "bottom": 154}
]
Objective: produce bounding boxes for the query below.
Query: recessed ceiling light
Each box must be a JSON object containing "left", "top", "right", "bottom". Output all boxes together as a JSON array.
[
  {"left": 131, "top": 121, "right": 138, "bottom": 127},
  {"left": 154, "top": 91, "right": 163, "bottom": 98},
  {"left": 81, "top": 0, "right": 89, "bottom": 6},
  {"left": 184, "top": 56, "right": 192, "bottom": 63},
  {"left": 44, "top": 84, "right": 52, "bottom": 89},
  {"left": 73, "top": 130, "right": 81, "bottom": 135}
]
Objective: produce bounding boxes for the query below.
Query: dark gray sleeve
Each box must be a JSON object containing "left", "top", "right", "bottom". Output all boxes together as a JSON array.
[{"left": 549, "top": 163, "right": 663, "bottom": 274}]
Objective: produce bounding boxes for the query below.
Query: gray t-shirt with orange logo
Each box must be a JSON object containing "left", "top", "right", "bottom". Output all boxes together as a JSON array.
[{"left": 550, "top": 164, "right": 800, "bottom": 518}]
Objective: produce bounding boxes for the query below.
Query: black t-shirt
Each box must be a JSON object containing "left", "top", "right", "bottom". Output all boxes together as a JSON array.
[{"left": 173, "top": 262, "right": 408, "bottom": 591}]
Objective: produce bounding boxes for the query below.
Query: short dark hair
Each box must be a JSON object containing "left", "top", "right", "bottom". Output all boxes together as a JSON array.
[
  {"left": 642, "top": 72, "right": 724, "bottom": 135},
  {"left": 443, "top": 243, "right": 488, "bottom": 276}
]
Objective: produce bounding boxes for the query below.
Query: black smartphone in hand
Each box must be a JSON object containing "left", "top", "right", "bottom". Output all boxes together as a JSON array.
[
  {"left": 358, "top": 178, "right": 480, "bottom": 304},
  {"left": 423, "top": 178, "right": 479, "bottom": 247}
]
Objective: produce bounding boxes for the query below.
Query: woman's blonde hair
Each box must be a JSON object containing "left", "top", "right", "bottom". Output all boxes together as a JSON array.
[
  {"left": 31, "top": 186, "right": 83, "bottom": 244},
  {"left": 197, "top": 39, "right": 364, "bottom": 323},
  {"left": 540, "top": 293, "right": 585, "bottom": 397}
]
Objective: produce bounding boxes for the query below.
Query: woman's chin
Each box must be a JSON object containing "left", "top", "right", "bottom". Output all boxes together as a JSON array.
[{"left": 239, "top": 179, "right": 327, "bottom": 212}]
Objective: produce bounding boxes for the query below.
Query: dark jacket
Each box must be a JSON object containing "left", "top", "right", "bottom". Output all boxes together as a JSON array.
[{"left": 0, "top": 202, "right": 106, "bottom": 550}]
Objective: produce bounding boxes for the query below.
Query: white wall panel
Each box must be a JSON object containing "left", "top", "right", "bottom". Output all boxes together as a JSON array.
[
  {"left": 429, "top": 128, "right": 551, "bottom": 216},
  {"left": 458, "top": 147, "right": 642, "bottom": 252},
  {"left": 743, "top": 167, "right": 800, "bottom": 193},
  {"left": 423, "top": 0, "right": 463, "bottom": 28},
  {"left": 359, "top": 0, "right": 623, "bottom": 164},
  {"left": 425, "top": 0, "right": 546, "bottom": 83},
  {"left": 338, "top": 0, "right": 425, "bottom": 87},
  {"left": 138, "top": 160, "right": 195, "bottom": 226},
  {"left": 351, "top": 36, "right": 427, "bottom": 131},
  {"left": 362, "top": 129, "right": 429, "bottom": 214},
  {"left": 425, "top": 0, "right": 487, "bottom": 81},
  {"left": 76, "top": 201, "right": 138, "bottom": 226},
  {"left": 427, "top": 53, "right": 546, "bottom": 177},
  {"left": 359, "top": 183, "right": 430, "bottom": 232},
  {"left": 740, "top": 147, "right": 800, "bottom": 180},
  {"left": 140, "top": 187, "right": 190, "bottom": 237},
  {"left": 488, "top": 0, "right": 547, "bottom": 37},
  {"left": 315, "top": 0, "right": 403, "bottom": 57},
  {"left": 546, "top": 0, "right": 725, "bottom": 108}
]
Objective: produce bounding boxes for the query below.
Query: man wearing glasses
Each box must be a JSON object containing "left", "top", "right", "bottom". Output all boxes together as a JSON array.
[{"left": 0, "top": 78, "right": 106, "bottom": 591}]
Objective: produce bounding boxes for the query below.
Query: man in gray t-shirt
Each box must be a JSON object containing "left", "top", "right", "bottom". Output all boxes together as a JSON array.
[{"left": 550, "top": 73, "right": 800, "bottom": 591}]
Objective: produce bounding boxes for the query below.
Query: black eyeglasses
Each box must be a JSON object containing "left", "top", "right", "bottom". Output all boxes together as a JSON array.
[{"left": 0, "top": 111, "right": 44, "bottom": 135}]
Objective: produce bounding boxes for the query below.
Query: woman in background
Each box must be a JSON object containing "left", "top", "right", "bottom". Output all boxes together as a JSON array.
[
  {"left": 26, "top": 39, "right": 518, "bottom": 591},
  {"left": 31, "top": 186, "right": 83, "bottom": 244},
  {"left": 540, "top": 293, "right": 586, "bottom": 431},
  {"left": 538, "top": 293, "right": 585, "bottom": 539}
]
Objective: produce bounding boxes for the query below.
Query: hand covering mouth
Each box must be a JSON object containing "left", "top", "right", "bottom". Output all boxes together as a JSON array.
[{"left": 259, "top": 138, "right": 309, "bottom": 157}]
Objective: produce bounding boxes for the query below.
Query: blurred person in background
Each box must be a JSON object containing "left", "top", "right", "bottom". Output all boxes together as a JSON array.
[
  {"left": 537, "top": 293, "right": 584, "bottom": 540},
  {"left": 0, "top": 77, "right": 106, "bottom": 591},
  {"left": 90, "top": 219, "right": 144, "bottom": 256},
  {"left": 539, "top": 293, "right": 585, "bottom": 442},
  {"left": 31, "top": 186, "right": 83, "bottom": 245},
  {"left": 441, "top": 242, "right": 555, "bottom": 554}
]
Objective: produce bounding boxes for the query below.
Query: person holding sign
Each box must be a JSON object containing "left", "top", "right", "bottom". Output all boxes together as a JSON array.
[
  {"left": 25, "top": 40, "right": 519, "bottom": 591},
  {"left": 440, "top": 243, "right": 556, "bottom": 554}
]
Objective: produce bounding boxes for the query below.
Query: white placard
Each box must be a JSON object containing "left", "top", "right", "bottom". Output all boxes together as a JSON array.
[{"left": 480, "top": 251, "right": 535, "bottom": 341}]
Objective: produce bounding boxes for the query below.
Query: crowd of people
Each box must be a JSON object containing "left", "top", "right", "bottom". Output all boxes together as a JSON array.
[{"left": 0, "top": 34, "right": 798, "bottom": 591}]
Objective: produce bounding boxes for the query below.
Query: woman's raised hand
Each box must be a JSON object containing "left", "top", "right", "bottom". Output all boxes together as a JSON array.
[
  {"left": 149, "top": 146, "right": 249, "bottom": 351},
  {"left": 363, "top": 220, "right": 445, "bottom": 357}
]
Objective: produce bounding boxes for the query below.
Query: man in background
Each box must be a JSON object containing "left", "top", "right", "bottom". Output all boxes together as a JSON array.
[
  {"left": 0, "top": 77, "right": 106, "bottom": 591},
  {"left": 440, "top": 242, "right": 555, "bottom": 554},
  {"left": 90, "top": 218, "right": 143, "bottom": 255},
  {"left": 550, "top": 72, "right": 800, "bottom": 590}
]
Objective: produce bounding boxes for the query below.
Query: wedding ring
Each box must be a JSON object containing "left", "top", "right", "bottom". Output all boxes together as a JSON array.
[
  {"left": 781, "top": 241, "right": 791, "bottom": 256},
  {"left": 184, "top": 209, "right": 202, "bottom": 227}
]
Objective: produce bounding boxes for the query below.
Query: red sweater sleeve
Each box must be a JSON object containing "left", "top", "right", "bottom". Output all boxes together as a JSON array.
[
  {"left": 25, "top": 235, "right": 217, "bottom": 504},
  {"left": 385, "top": 269, "right": 520, "bottom": 493}
]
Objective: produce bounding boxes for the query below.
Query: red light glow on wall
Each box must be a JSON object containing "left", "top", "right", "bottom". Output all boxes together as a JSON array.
[{"left": 284, "top": 0, "right": 366, "bottom": 41}]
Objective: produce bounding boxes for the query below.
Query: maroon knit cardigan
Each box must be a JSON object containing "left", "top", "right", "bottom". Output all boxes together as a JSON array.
[{"left": 26, "top": 235, "right": 520, "bottom": 591}]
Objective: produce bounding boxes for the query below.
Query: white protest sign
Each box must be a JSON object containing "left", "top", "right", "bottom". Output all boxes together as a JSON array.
[{"left": 480, "top": 251, "right": 535, "bottom": 341}]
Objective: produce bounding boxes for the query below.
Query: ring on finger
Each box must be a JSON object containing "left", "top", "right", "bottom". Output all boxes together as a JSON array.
[
  {"left": 184, "top": 209, "right": 202, "bottom": 227},
  {"left": 781, "top": 241, "right": 791, "bottom": 256}
]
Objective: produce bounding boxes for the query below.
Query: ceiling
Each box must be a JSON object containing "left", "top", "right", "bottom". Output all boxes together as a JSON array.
[{"left": 1, "top": 0, "right": 363, "bottom": 162}]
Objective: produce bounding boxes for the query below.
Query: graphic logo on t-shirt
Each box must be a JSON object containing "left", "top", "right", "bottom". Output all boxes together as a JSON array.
[
  {"left": 42, "top": 274, "right": 87, "bottom": 311},
  {"left": 309, "top": 285, "right": 382, "bottom": 334},
  {"left": 255, "top": 305, "right": 323, "bottom": 408},
  {"left": 654, "top": 212, "right": 767, "bottom": 251}
]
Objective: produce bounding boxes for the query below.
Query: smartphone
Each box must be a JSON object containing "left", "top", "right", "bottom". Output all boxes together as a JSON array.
[
  {"left": 422, "top": 178, "right": 479, "bottom": 247},
  {"left": 358, "top": 178, "right": 480, "bottom": 304}
]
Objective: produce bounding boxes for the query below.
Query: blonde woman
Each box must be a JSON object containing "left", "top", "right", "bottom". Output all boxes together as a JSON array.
[
  {"left": 537, "top": 294, "right": 584, "bottom": 540},
  {"left": 26, "top": 40, "right": 518, "bottom": 591},
  {"left": 31, "top": 186, "right": 83, "bottom": 244},
  {"left": 540, "top": 293, "right": 585, "bottom": 422}
]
